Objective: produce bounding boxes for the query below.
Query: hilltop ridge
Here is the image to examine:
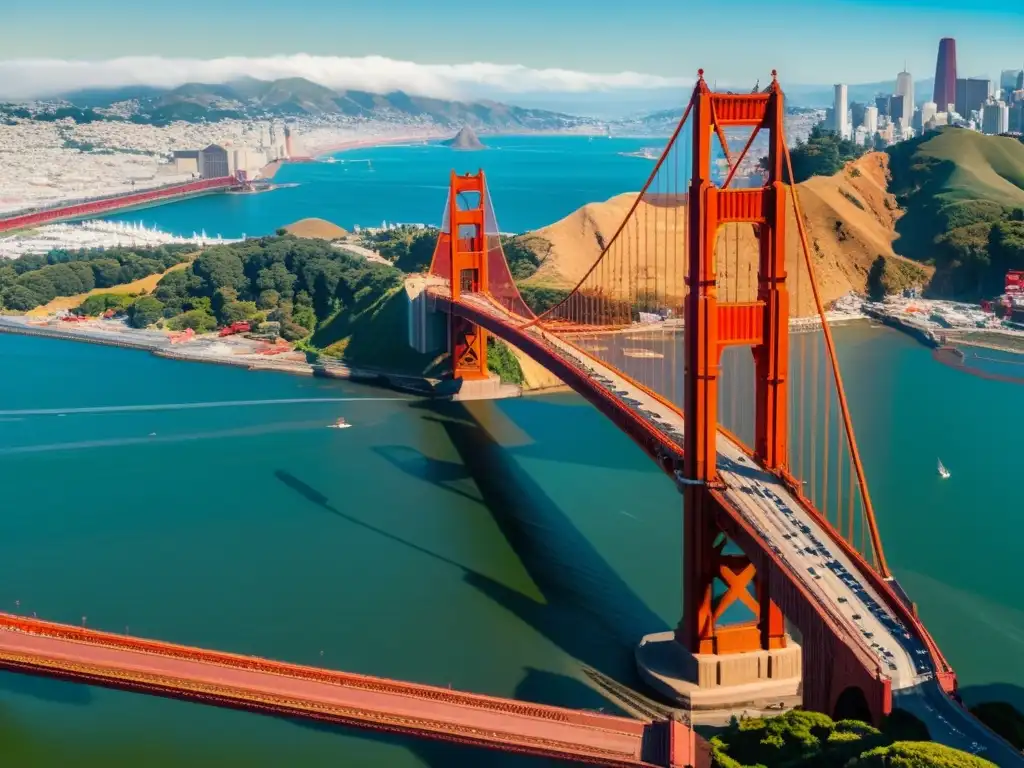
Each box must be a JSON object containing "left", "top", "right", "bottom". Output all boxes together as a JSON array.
[
  {"left": 886, "top": 127, "right": 1024, "bottom": 298},
  {"left": 47, "top": 77, "right": 594, "bottom": 132},
  {"left": 520, "top": 152, "right": 930, "bottom": 316}
]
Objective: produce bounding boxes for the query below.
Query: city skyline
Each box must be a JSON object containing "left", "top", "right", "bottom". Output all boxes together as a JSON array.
[{"left": 1, "top": 0, "right": 1022, "bottom": 100}]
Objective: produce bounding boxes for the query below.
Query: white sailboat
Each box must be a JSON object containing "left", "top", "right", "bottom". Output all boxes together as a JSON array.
[{"left": 937, "top": 458, "right": 950, "bottom": 479}]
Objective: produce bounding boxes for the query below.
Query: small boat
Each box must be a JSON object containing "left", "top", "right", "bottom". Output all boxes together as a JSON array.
[
  {"left": 937, "top": 458, "right": 950, "bottom": 479},
  {"left": 327, "top": 417, "right": 351, "bottom": 430}
]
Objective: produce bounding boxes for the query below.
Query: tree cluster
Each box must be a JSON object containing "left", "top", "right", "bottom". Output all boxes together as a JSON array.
[
  {"left": 885, "top": 134, "right": 1024, "bottom": 299},
  {"left": 761, "top": 123, "right": 870, "bottom": 183},
  {"left": 151, "top": 234, "right": 402, "bottom": 339},
  {"left": 0, "top": 245, "right": 192, "bottom": 312},
  {"left": 709, "top": 709, "right": 994, "bottom": 767},
  {"left": 361, "top": 225, "right": 544, "bottom": 281},
  {"left": 928, "top": 211, "right": 1024, "bottom": 299}
]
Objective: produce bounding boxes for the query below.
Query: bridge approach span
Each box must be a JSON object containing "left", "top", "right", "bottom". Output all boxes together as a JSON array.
[{"left": 0, "top": 613, "right": 692, "bottom": 767}]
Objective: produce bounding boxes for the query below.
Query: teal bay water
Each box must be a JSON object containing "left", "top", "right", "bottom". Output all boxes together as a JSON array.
[
  {"left": 0, "top": 137, "right": 1021, "bottom": 765},
  {"left": 105, "top": 136, "right": 674, "bottom": 237}
]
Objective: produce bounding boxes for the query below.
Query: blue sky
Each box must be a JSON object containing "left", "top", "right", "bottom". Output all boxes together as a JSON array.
[{"left": 4, "top": 0, "right": 1022, "bottom": 89}]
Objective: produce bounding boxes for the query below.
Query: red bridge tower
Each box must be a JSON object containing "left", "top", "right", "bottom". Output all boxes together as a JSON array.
[
  {"left": 429, "top": 170, "right": 491, "bottom": 381},
  {"left": 680, "top": 71, "right": 790, "bottom": 656}
]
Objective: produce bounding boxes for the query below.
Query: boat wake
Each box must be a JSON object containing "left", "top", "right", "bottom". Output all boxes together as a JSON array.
[
  {"left": 0, "top": 397, "right": 407, "bottom": 418},
  {"left": 0, "top": 421, "right": 330, "bottom": 456}
]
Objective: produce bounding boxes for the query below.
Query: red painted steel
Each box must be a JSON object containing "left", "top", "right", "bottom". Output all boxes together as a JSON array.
[
  {"left": 717, "top": 302, "right": 764, "bottom": 347},
  {"left": 445, "top": 291, "right": 959, "bottom": 711},
  {"left": 716, "top": 188, "right": 764, "bottom": 222},
  {"left": 709, "top": 93, "right": 771, "bottom": 126},
  {"left": 440, "top": 291, "right": 905, "bottom": 720},
  {"left": 0, "top": 177, "right": 236, "bottom": 233},
  {"left": 678, "top": 73, "right": 790, "bottom": 655},
  {"left": 438, "top": 295, "right": 686, "bottom": 478},
  {"left": 416, "top": 76, "right": 965, "bottom": 742},
  {"left": 0, "top": 614, "right": 677, "bottom": 767}
]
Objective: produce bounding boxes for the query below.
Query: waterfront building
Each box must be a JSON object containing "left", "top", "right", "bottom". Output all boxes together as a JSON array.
[
  {"left": 172, "top": 150, "right": 199, "bottom": 175},
  {"left": 198, "top": 144, "right": 230, "bottom": 179}
]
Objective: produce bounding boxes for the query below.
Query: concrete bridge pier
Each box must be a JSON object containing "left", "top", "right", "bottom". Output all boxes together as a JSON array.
[
  {"left": 405, "top": 277, "right": 518, "bottom": 401},
  {"left": 636, "top": 631, "right": 802, "bottom": 723}
]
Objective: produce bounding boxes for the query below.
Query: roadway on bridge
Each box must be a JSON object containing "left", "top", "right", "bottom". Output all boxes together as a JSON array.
[
  {"left": 0, "top": 615, "right": 660, "bottom": 767},
  {"left": 455, "top": 294, "right": 1020, "bottom": 765}
]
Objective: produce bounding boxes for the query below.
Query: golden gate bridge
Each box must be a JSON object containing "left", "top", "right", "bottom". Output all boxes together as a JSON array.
[{"left": 0, "top": 72, "right": 1020, "bottom": 767}]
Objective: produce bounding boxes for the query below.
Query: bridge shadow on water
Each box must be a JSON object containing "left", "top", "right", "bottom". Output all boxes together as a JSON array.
[
  {"left": 272, "top": 398, "right": 674, "bottom": 766},
  {"left": 0, "top": 670, "right": 93, "bottom": 706},
  {"left": 959, "top": 682, "right": 1024, "bottom": 714}
]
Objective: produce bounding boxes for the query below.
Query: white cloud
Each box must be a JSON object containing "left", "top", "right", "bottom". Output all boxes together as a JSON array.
[{"left": 0, "top": 54, "right": 691, "bottom": 101}]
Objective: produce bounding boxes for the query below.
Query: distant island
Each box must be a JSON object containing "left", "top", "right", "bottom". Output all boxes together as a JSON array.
[{"left": 443, "top": 127, "right": 484, "bottom": 150}]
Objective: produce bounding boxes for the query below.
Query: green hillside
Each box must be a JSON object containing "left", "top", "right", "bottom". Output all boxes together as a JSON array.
[{"left": 887, "top": 128, "right": 1024, "bottom": 298}]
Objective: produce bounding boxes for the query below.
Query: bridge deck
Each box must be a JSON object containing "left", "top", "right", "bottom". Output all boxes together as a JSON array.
[
  {"left": 444, "top": 292, "right": 1016, "bottom": 765},
  {"left": 0, "top": 615, "right": 662, "bottom": 767}
]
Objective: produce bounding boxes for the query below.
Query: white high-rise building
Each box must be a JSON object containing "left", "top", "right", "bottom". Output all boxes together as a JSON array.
[
  {"left": 834, "top": 84, "right": 849, "bottom": 139},
  {"left": 896, "top": 69, "right": 914, "bottom": 131},
  {"left": 981, "top": 101, "right": 1010, "bottom": 135},
  {"left": 920, "top": 101, "right": 938, "bottom": 130},
  {"left": 863, "top": 105, "right": 879, "bottom": 135}
]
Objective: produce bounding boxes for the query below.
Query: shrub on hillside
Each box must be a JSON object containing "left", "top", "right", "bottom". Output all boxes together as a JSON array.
[
  {"left": 708, "top": 710, "right": 991, "bottom": 768},
  {"left": 848, "top": 741, "right": 995, "bottom": 767}
]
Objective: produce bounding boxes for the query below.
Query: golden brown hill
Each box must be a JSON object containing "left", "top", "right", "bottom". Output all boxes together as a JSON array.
[
  {"left": 522, "top": 152, "right": 931, "bottom": 317},
  {"left": 283, "top": 218, "right": 348, "bottom": 240}
]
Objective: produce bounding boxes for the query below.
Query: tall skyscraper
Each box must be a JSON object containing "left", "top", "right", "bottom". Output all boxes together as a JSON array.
[
  {"left": 851, "top": 102, "right": 867, "bottom": 130},
  {"left": 982, "top": 101, "right": 1009, "bottom": 135},
  {"left": 863, "top": 105, "right": 879, "bottom": 135},
  {"left": 956, "top": 78, "right": 993, "bottom": 118},
  {"left": 896, "top": 68, "right": 914, "bottom": 130},
  {"left": 920, "top": 102, "right": 938, "bottom": 131},
  {"left": 999, "top": 69, "right": 1023, "bottom": 95},
  {"left": 834, "top": 84, "right": 849, "bottom": 139},
  {"left": 933, "top": 38, "right": 958, "bottom": 112},
  {"left": 889, "top": 96, "right": 904, "bottom": 126}
]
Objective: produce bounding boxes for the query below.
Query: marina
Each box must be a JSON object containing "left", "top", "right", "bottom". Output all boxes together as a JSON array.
[{"left": 0, "top": 219, "right": 243, "bottom": 259}]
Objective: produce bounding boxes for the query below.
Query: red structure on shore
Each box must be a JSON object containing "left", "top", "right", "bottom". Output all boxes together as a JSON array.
[{"left": 0, "top": 176, "right": 236, "bottom": 234}]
